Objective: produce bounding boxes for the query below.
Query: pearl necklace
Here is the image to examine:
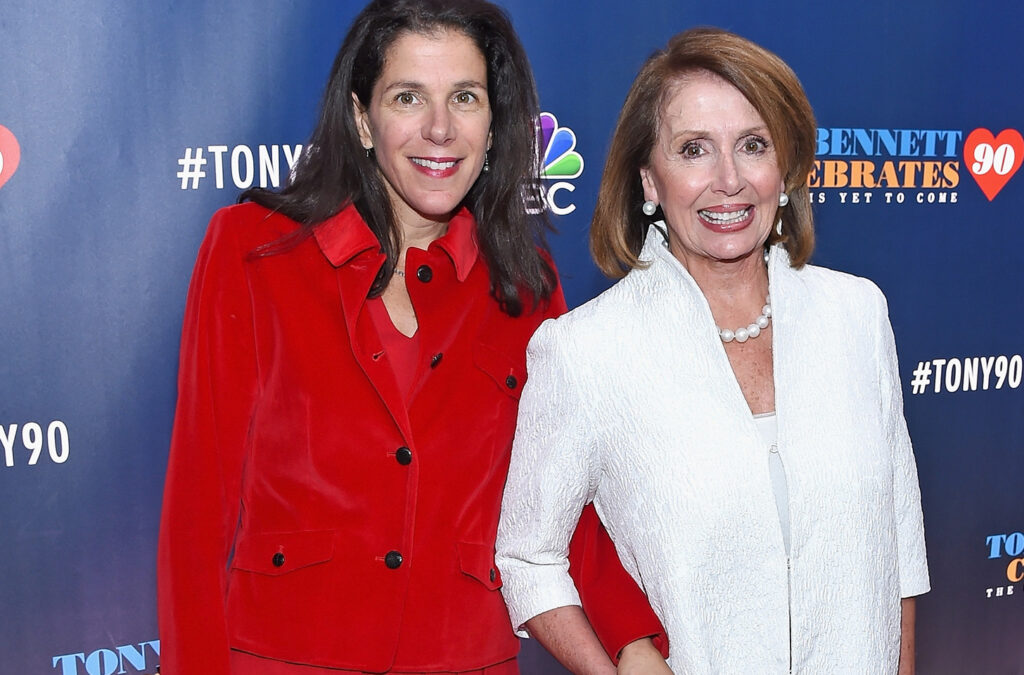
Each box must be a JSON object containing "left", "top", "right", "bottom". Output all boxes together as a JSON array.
[{"left": 718, "top": 295, "right": 771, "bottom": 343}]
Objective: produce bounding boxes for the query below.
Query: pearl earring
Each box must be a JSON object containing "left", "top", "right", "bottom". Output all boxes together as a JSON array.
[
  {"left": 778, "top": 192, "right": 789, "bottom": 207},
  {"left": 642, "top": 200, "right": 657, "bottom": 216},
  {"left": 482, "top": 152, "right": 490, "bottom": 173}
]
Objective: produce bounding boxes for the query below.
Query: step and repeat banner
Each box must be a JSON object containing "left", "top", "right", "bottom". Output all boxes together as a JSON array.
[{"left": 1, "top": 1, "right": 1022, "bottom": 673}]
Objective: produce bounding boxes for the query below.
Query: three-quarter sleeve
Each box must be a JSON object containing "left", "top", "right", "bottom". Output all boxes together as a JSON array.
[
  {"left": 157, "top": 209, "right": 259, "bottom": 675},
  {"left": 874, "top": 287, "right": 930, "bottom": 598},
  {"left": 496, "top": 319, "right": 601, "bottom": 636},
  {"left": 569, "top": 504, "right": 670, "bottom": 662}
]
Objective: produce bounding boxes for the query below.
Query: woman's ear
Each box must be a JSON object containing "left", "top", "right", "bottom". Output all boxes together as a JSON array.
[
  {"left": 352, "top": 92, "right": 373, "bottom": 150},
  {"left": 639, "top": 167, "right": 659, "bottom": 204}
]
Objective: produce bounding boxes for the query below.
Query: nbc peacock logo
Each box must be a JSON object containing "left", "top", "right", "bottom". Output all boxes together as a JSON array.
[
  {"left": 539, "top": 112, "right": 583, "bottom": 180},
  {"left": 528, "top": 112, "right": 584, "bottom": 215}
]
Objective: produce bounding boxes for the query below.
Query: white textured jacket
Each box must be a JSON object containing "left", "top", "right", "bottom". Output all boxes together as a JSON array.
[{"left": 496, "top": 228, "right": 929, "bottom": 674}]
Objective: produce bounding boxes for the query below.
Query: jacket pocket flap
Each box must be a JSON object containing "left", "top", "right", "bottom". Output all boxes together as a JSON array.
[
  {"left": 231, "top": 529, "right": 335, "bottom": 576},
  {"left": 474, "top": 342, "right": 526, "bottom": 401},
  {"left": 457, "top": 541, "right": 502, "bottom": 590}
]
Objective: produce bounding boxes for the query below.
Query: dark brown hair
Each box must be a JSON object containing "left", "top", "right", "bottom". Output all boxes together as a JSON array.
[
  {"left": 591, "top": 27, "right": 817, "bottom": 277},
  {"left": 243, "top": 0, "right": 555, "bottom": 316}
]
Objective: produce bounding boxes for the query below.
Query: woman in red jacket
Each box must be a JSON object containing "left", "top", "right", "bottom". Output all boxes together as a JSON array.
[{"left": 157, "top": 1, "right": 664, "bottom": 673}]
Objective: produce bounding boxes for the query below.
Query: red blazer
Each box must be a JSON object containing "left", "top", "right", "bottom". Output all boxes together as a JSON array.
[{"left": 157, "top": 203, "right": 664, "bottom": 674}]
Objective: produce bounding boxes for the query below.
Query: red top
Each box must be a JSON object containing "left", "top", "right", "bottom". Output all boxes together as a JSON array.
[
  {"left": 157, "top": 202, "right": 665, "bottom": 674},
  {"left": 367, "top": 297, "right": 421, "bottom": 402}
]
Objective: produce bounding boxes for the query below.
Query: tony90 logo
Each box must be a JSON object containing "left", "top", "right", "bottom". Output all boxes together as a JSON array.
[
  {"left": 1, "top": 420, "right": 70, "bottom": 468},
  {"left": 52, "top": 640, "right": 159, "bottom": 675},
  {"left": 985, "top": 530, "right": 1023, "bottom": 598}
]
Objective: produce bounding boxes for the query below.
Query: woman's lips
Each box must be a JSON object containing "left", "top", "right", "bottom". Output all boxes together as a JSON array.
[
  {"left": 697, "top": 205, "right": 754, "bottom": 232},
  {"left": 410, "top": 156, "right": 460, "bottom": 178}
]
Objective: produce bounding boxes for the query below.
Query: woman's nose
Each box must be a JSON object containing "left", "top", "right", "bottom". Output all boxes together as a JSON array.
[
  {"left": 423, "top": 103, "right": 454, "bottom": 145},
  {"left": 712, "top": 154, "right": 742, "bottom": 195}
]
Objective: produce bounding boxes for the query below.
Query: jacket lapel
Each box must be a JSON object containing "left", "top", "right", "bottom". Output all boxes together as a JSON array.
[{"left": 314, "top": 207, "right": 416, "bottom": 443}]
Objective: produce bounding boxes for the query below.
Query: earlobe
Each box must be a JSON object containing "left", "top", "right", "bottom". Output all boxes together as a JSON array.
[{"left": 351, "top": 92, "right": 373, "bottom": 150}]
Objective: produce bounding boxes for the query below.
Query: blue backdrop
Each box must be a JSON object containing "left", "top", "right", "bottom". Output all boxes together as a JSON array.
[{"left": 2, "top": 2, "right": 1022, "bottom": 673}]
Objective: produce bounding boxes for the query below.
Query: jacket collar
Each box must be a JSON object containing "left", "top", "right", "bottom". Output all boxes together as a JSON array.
[
  {"left": 636, "top": 224, "right": 807, "bottom": 426},
  {"left": 640, "top": 223, "right": 795, "bottom": 292},
  {"left": 636, "top": 223, "right": 804, "bottom": 328},
  {"left": 313, "top": 203, "right": 479, "bottom": 281}
]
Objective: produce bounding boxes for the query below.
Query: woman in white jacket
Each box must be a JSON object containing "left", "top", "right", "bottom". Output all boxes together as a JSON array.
[{"left": 496, "top": 28, "right": 929, "bottom": 674}]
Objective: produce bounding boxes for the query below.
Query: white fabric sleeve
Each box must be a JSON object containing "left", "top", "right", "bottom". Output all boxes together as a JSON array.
[
  {"left": 495, "top": 318, "right": 601, "bottom": 637},
  {"left": 875, "top": 287, "right": 931, "bottom": 598}
]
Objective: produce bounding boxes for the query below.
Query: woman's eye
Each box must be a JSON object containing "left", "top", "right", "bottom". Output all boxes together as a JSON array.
[
  {"left": 453, "top": 91, "right": 477, "bottom": 104},
  {"left": 680, "top": 143, "right": 703, "bottom": 157},
  {"left": 744, "top": 137, "right": 768, "bottom": 153},
  {"left": 396, "top": 92, "right": 417, "bottom": 105}
]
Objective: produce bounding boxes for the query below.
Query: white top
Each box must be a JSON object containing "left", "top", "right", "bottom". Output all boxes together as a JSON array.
[
  {"left": 754, "top": 412, "right": 790, "bottom": 555},
  {"left": 496, "top": 227, "right": 929, "bottom": 674}
]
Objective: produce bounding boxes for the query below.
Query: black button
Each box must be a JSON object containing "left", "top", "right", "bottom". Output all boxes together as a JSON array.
[
  {"left": 415, "top": 265, "right": 433, "bottom": 282},
  {"left": 396, "top": 446, "right": 412, "bottom": 465},
  {"left": 489, "top": 568, "right": 496, "bottom": 582},
  {"left": 385, "top": 551, "right": 403, "bottom": 569},
  {"left": 505, "top": 375, "right": 518, "bottom": 389},
  {"left": 272, "top": 552, "right": 285, "bottom": 567},
  {"left": 430, "top": 352, "right": 443, "bottom": 368}
]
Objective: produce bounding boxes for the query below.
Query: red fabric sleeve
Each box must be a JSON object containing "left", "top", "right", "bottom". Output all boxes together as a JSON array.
[
  {"left": 157, "top": 209, "right": 259, "bottom": 675},
  {"left": 568, "top": 504, "right": 670, "bottom": 663}
]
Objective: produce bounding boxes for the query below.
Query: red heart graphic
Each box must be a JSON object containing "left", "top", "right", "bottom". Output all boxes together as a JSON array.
[
  {"left": 0, "top": 124, "right": 19, "bottom": 191},
  {"left": 963, "top": 128, "right": 1023, "bottom": 201},
  {"left": 0, "top": 125, "right": 20, "bottom": 191}
]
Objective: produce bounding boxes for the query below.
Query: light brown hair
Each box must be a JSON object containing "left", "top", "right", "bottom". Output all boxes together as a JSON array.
[{"left": 591, "top": 27, "right": 816, "bottom": 277}]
